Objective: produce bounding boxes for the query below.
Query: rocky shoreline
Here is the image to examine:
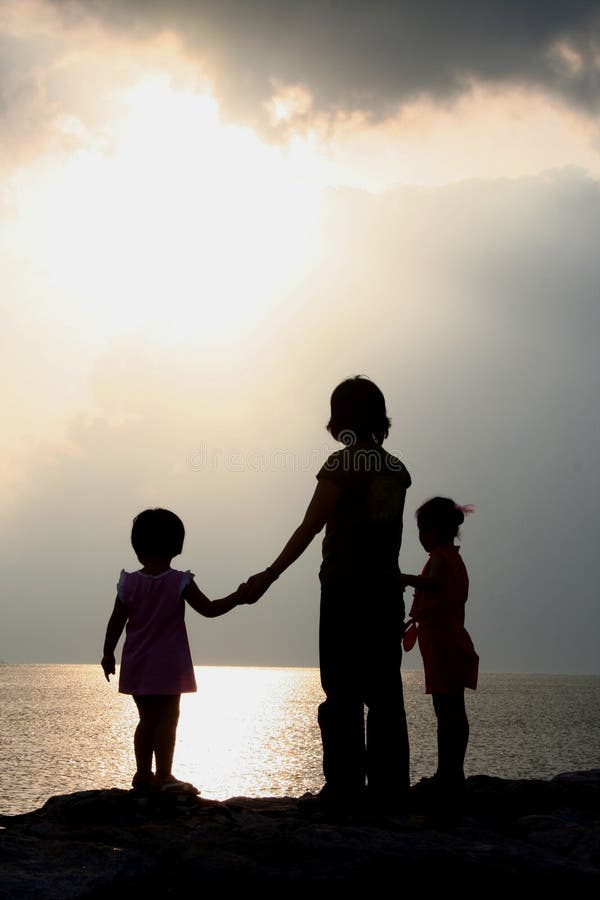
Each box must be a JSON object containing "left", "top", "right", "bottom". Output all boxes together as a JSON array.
[{"left": 1, "top": 770, "right": 599, "bottom": 895}]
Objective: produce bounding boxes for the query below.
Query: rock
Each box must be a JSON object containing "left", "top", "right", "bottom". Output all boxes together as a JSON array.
[{"left": 0, "top": 771, "right": 598, "bottom": 895}]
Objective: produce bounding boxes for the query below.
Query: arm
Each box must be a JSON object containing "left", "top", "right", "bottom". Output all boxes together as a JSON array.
[
  {"left": 245, "top": 478, "right": 342, "bottom": 601},
  {"left": 101, "top": 596, "right": 128, "bottom": 681},
  {"left": 269, "top": 478, "right": 341, "bottom": 576},
  {"left": 401, "top": 552, "right": 446, "bottom": 592},
  {"left": 182, "top": 579, "right": 248, "bottom": 618}
]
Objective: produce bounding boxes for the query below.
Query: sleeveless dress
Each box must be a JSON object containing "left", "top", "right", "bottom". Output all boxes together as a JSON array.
[
  {"left": 117, "top": 568, "right": 197, "bottom": 695},
  {"left": 409, "top": 546, "right": 478, "bottom": 694}
]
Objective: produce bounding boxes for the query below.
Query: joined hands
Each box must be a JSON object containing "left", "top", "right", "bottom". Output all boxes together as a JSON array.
[{"left": 242, "top": 569, "right": 278, "bottom": 605}]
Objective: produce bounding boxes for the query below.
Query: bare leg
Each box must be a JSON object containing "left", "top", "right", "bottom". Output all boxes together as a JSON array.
[
  {"left": 132, "top": 695, "right": 157, "bottom": 779},
  {"left": 432, "top": 691, "right": 469, "bottom": 784},
  {"left": 133, "top": 695, "right": 181, "bottom": 783},
  {"left": 154, "top": 695, "right": 181, "bottom": 781}
]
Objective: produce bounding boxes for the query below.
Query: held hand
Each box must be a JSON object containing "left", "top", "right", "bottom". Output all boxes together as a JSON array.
[
  {"left": 101, "top": 653, "right": 115, "bottom": 682},
  {"left": 244, "top": 570, "right": 276, "bottom": 604},
  {"left": 233, "top": 582, "right": 251, "bottom": 605}
]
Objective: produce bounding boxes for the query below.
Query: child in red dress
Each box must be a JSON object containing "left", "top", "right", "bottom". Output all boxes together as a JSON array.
[
  {"left": 101, "top": 508, "right": 249, "bottom": 794},
  {"left": 401, "top": 497, "right": 478, "bottom": 794}
]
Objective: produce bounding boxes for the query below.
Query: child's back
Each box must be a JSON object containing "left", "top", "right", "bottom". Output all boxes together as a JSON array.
[{"left": 118, "top": 568, "right": 197, "bottom": 695}]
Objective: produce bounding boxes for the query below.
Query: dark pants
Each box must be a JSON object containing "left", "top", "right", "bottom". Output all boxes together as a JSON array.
[{"left": 318, "top": 576, "right": 409, "bottom": 800}]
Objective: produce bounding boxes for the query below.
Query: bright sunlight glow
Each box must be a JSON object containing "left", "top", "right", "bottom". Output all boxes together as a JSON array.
[{"left": 11, "top": 75, "right": 323, "bottom": 346}]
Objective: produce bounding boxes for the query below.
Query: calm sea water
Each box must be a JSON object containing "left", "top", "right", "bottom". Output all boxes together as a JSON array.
[{"left": 0, "top": 665, "right": 599, "bottom": 815}]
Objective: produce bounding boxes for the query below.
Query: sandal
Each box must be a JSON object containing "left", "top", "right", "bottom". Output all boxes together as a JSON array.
[{"left": 156, "top": 775, "right": 200, "bottom": 795}]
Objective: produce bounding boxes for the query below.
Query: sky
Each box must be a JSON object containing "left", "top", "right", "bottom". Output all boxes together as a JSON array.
[{"left": 1, "top": 0, "right": 599, "bottom": 673}]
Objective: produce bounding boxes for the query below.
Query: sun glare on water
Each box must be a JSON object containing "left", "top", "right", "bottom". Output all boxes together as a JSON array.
[{"left": 15, "top": 75, "right": 322, "bottom": 345}]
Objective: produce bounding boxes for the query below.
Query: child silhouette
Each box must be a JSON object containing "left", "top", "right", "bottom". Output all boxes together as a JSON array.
[
  {"left": 402, "top": 497, "right": 478, "bottom": 798},
  {"left": 101, "top": 507, "right": 250, "bottom": 793}
]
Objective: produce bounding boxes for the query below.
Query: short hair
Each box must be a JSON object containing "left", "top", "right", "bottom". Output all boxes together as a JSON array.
[
  {"left": 416, "top": 497, "right": 464, "bottom": 539},
  {"left": 327, "top": 376, "right": 391, "bottom": 444},
  {"left": 131, "top": 508, "right": 185, "bottom": 558}
]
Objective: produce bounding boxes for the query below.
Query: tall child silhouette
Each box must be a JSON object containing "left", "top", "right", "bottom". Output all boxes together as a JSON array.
[
  {"left": 402, "top": 497, "right": 478, "bottom": 797},
  {"left": 246, "top": 376, "right": 412, "bottom": 809},
  {"left": 101, "top": 508, "right": 250, "bottom": 793}
]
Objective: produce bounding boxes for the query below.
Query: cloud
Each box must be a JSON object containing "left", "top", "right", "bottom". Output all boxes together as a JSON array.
[
  {"left": 1, "top": 169, "right": 599, "bottom": 671},
  {"left": 2, "top": 0, "right": 599, "bottom": 196},
  {"left": 44, "top": 0, "right": 600, "bottom": 123},
  {"left": 1, "top": 2, "right": 598, "bottom": 676},
  {"left": 300, "top": 84, "right": 600, "bottom": 190},
  {"left": 0, "top": 1, "right": 206, "bottom": 172}
]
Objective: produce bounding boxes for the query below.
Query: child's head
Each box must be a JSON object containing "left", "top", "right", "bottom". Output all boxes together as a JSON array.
[
  {"left": 131, "top": 508, "right": 185, "bottom": 562},
  {"left": 416, "top": 497, "right": 467, "bottom": 551},
  {"left": 327, "top": 375, "right": 391, "bottom": 445}
]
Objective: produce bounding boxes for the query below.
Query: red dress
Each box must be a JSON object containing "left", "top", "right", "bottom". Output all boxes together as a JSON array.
[{"left": 409, "top": 546, "right": 478, "bottom": 694}]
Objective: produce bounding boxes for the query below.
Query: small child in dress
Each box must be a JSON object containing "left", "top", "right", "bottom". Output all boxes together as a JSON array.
[
  {"left": 101, "top": 508, "right": 250, "bottom": 794},
  {"left": 401, "top": 497, "right": 479, "bottom": 796}
]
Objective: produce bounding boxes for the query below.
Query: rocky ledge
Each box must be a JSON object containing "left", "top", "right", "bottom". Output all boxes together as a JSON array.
[{"left": 1, "top": 771, "right": 599, "bottom": 895}]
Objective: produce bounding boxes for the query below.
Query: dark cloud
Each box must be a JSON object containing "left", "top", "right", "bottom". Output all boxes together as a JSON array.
[{"left": 49, "top": 0, "right": 600, "bottom": 121}]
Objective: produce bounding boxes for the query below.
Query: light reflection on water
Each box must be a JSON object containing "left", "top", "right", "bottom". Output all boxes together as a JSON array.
[
  {"left": 176, "top": 667, "right": 324, "bottom": 800},
  {"left": 0, "top": 665, "right": 599, "bottom": 815}
]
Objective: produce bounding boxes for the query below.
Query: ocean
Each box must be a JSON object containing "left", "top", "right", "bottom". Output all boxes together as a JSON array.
[{"left": 0, "top": 665, "right": 599, "bottom": 816}]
